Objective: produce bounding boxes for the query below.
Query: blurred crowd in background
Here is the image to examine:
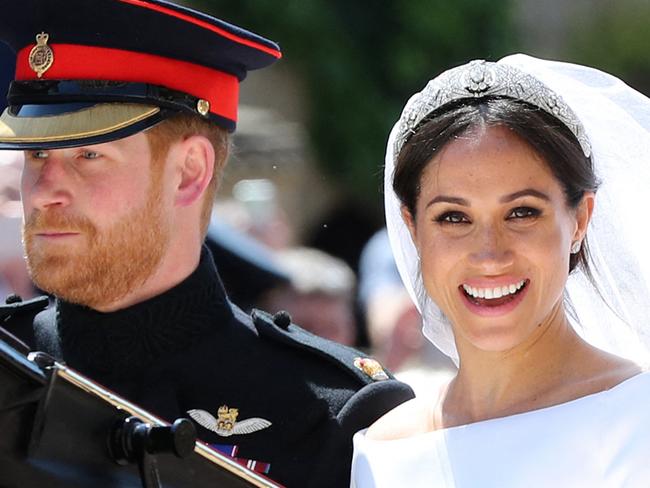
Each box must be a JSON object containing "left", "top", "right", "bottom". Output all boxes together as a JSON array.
[{"left": 1, "top": 0, "right": 649, "bottom": 395}]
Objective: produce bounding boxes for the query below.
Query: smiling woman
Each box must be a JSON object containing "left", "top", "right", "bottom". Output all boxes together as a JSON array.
[
  {"left": 350, "top": 55, "right": 650, "bottom": 487},
  {"left": 401, "top": 115, "right": 594, "bottom": 355}
]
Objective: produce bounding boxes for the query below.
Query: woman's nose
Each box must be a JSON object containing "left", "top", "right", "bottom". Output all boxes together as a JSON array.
[{"left": 467, "top": 225, "right": 514, "bottom": 271}]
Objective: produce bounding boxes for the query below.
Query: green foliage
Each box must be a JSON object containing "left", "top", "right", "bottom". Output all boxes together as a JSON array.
[
  {"left": 183, "top": 0, "right": 517, "bottom": 205},
  {"left": 568, "top": 1, "right": 650, "bottom": 93}
]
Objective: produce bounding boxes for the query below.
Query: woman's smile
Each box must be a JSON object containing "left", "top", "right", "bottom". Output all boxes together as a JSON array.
[{"left": 459, "top": 278, "right": 530, "bottom": 317}]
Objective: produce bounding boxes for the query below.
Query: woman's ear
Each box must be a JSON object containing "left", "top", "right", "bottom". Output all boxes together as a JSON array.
[
  {"left": 573, "top": 191, "right": 595, "bottom": 243},
  {"left": 401, "top": 205, "right": 417, "bottom": 243},
  {"left": 174, "top": 135, "right": 215, "bottom": 207}
]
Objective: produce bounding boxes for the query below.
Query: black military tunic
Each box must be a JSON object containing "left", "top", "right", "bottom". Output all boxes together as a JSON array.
[{"left": 2, "top": 247, "right": 414, "bottom": 487}]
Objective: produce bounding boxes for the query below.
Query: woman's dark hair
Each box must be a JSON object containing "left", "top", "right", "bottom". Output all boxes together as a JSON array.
[{"left": 393, "top": 96, "right": 599, "bottom": 274}]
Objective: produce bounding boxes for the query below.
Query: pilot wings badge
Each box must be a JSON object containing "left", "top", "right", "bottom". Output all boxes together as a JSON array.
[{"left": 188, "top": 406, "right": 272, "bottom": 437}]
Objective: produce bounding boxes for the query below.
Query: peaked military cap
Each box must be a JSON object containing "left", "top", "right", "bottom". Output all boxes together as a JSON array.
[
  {"left": 0, "top": 0, "right": 281, "bottom": 149},
  {"left": 0, "top": 41, "right": 14, "bottom": 113}
]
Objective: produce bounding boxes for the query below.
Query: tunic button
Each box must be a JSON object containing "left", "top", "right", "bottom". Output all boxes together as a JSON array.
[
  {"left": 272, "top": 310, "right": 292, "bottom": 329},
  {"left": 5, "top": 294, "right": 22, "bottom": 304}
]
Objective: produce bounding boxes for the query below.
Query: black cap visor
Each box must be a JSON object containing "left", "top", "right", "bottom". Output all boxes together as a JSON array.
[{"left": 0, "top": 79, "right": 235, "bottom": 149}]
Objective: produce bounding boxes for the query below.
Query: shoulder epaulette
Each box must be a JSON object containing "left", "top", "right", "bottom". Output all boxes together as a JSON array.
[
  {"left": 0, "top": 295, "right": 49, "bottom": 321},
  {"left": 251, "top": 308, "right": 393, "bottom": 386}
]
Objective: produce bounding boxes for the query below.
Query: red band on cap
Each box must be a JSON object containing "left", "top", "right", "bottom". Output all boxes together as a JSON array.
[
  {"left": 16, "top": 44, "right": 239, "bottom": 122},
  {"left": 118, "top": 0, "right": 281, "bottom": 60}
]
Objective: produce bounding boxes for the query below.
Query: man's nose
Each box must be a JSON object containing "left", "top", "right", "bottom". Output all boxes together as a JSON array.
[
  {"left": 24, "top": 156, "right": 73, "bottom": 211},
  {"left": 467, "top": 224, "right": 514, "bottom": 272}
]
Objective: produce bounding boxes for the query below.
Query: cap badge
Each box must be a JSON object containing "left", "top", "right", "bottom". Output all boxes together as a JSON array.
[
  {"left": 29, "top": 32, "right": 54, "bottom": 78},
  {"left": 354, "top": 357, "right": 389, "bottom": 381},
  {"left": 187, "top": 406, "right": 272, "bottom": 437}
]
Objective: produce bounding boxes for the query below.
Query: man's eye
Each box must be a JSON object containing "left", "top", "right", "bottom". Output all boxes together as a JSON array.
[
  {"left": 31, "top": 150, "right": 49, "bottom": 159},
  {"left": 436, "top": 211, "right": 469, "bottom": 224},
  {"left": 508, "top": 207, "right": 540, "bottom": 219},
  {"left": 82, "top": 151, "right": 100, "bottom": 159}
]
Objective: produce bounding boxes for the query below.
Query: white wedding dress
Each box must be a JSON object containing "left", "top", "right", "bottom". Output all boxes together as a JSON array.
[{"left": 351, "top": 371, "right": 650, "bottom": 488}]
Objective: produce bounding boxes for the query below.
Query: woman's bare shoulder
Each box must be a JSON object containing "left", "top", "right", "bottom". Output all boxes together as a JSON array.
[
  {"left": 364, "top": 369, "right": 455, "bottom": 441},
  {"left": 581, "top": 347, "right": 645, "bottom": 390},
  {"left": 365, "top": 397, "right": 433, "bottom": 441}
]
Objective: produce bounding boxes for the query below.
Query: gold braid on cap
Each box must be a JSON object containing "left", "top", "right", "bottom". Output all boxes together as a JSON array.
[{"left": 393, "top": 60, "right": 592, "bottom": 159}]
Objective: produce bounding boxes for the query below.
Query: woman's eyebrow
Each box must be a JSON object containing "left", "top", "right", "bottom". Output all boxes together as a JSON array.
[
  {"left": 500, "top": 188, "right": 551, "bottom": 203},
  {"left": 425, "top": 189, "right": 551, "bottom": 209},
  {"left": 425, "top": 195, "right": 469, "bottom": 208}
]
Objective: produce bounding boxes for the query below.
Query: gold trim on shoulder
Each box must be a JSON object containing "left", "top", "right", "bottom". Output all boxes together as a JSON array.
[
  {"left": 354, "top": 357, "right": 389, "bottom": 381},
  {"left": 29, "top": 32, "right": 54, "bottom": 78}
]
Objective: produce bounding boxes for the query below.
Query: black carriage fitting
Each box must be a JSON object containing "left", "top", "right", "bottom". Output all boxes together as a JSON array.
[{"left": 109, "top": 416, "right": 197, "bottom": 488}]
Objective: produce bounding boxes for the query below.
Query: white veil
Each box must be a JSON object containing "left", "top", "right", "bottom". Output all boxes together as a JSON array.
[{"left": 384, "top": 54, "right": 650, "bottom": 366}]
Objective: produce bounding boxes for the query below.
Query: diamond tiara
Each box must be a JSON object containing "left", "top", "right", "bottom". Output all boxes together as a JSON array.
[{"left": 393, "top": 60, "right": 591, "bottom": 158}]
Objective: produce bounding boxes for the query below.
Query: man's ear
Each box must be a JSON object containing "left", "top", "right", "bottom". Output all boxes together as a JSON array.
[
  {"left": 401, "top": 205, "right": 417, "bottom": 243},
  {"left": 573, "top": 191, "right": 595, "bottom": 243},
  {"left": 174, "top": 135, "right": 215, "bottom": 207}
]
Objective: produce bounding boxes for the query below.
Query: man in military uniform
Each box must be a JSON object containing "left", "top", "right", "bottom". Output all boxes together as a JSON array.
[{"left": 0, "top": 1, "right": 414, "bottom": 486}]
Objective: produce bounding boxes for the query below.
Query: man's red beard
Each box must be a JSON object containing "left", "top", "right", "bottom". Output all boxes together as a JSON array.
[{"left": 22, "top": 178, "right": 170, "bottom": 310}]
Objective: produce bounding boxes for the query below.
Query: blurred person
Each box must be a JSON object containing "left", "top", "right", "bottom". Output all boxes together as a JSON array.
[
  {"left": 0, "top": 1, "right": 414, "bottom": 486},
  {"left": 359, "top": 229, "right": 455, "bottom": 396},
  {"left": 0, "top": 150, "right": 34, "bottom": 299},
  {"left": 204, "top": 217, "right": 291, "bottom": 311},
  {"left": 260, "top": 247, "right": 356, "bottom": 346},
  {"left": 351, "top": 56, "right": 650, "bottom": 487},
  {"left": 216, "top": 179, "right": 294, "bottom": 250}
]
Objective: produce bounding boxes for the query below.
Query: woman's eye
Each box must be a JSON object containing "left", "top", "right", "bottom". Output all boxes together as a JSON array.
[
  {"left": 436, "top": 211, "right": 469, "bottom": 224},
  {"left": 508, "top": 207, "right": 540, "bottom": 219}
]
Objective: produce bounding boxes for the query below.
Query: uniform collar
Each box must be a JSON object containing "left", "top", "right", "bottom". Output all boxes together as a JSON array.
[{"left": 55, "top": 245, "right": 233, "bottom": 377}]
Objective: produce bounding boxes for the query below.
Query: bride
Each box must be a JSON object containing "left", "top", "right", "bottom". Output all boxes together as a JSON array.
[{"left": 351, "top": 55, "right": 650, "bottom": 487}]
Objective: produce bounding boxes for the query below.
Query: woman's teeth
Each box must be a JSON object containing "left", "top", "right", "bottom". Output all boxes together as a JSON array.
[{"left": 462, "top": 280, "right": 526, "bottom": 299}]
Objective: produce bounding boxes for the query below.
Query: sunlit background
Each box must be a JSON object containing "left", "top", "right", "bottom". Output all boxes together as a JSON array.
[
  {"left": 1, "top": 0, "right": 649, "bottom": 391},
  {"left": 180, "top": 0, "right": 650, "bottom": 265}
]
